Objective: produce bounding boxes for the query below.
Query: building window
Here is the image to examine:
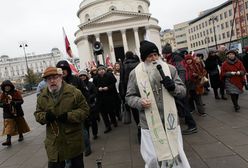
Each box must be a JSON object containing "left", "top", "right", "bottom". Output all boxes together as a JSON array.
[
  {"left": 227, "top": 31, "right": 230, "bottom": 38},
  {"left": 240, "top": 5, "right": 244, "bottom": 12},
  {"left": 225, "top": 21, "right": 229, "bottom": 28},
  {"left": 138, "top": 5, "right": 144, "bottom": 13},
  {"left": 219, "top": 34, "right": 221, "bottom": 40},
  {"left": 109, "top": 6, "right": 117, "bottom": 11},
  {"left": 211, "top": 36, "right": 214, "bottom": 42},
  {"left": 220, "top": 13, "right": 223, "bottom": 20},
  {"left": 222, "top": 33, "right": 226, "bottom": 39},
  {"left": 85, "top": 14, "right": 90, "bottom": 21},
  {"left": 229, "top": 9, "right": 232, "bottom": 16},
  {"left": 221, "top": 23, "right": 224, "bottom": 29},
  {"left": 224, "top": 12, "right": 227, "bottom": 18}
]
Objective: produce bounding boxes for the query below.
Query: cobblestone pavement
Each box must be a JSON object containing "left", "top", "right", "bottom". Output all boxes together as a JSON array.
[{"left": 0, "top": 91, "right": 247, "bottom": 168}]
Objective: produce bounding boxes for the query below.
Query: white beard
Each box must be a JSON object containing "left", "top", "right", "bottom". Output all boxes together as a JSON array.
[
  {"left": 48, "top": 82, "right": 62, "bottom": 94},
  {"left": 144, "top": 59, "right": 163, "bottom": 83}
]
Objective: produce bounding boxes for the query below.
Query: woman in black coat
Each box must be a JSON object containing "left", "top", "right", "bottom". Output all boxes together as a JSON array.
[
  {"left": 93, "top": 65, "right": 118, "bottom": 133},
  {"left": 205, "top": 51, "right": 227, "bottom": 99}
]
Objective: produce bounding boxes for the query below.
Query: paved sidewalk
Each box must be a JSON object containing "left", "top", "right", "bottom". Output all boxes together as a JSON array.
[{"left": 0, "top": 91, "right": 247, "bottom": 168}]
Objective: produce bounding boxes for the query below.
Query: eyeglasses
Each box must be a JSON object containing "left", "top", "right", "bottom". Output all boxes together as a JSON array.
[{"left": 46, "top": 75, "right": 60, "bottom": 82}]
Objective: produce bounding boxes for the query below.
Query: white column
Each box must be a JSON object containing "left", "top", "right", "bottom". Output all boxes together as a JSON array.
[
  {"left": 145, "top": 26, "right": 151, "bottom": 41},
  {"left": 133, "top": 27, "right": 140, "bottom": 56},
  {"left": 77, "top": 36, "right": 92, "bottom": 69},
  {"left": 121, "top": 29, "right": 128, "bottom": 53},
  {"left": 95, "top": 34, "right": 100, "bottom": 42},
  {"left": 107, "top": 32, "right": 116, "bottom": 63}
]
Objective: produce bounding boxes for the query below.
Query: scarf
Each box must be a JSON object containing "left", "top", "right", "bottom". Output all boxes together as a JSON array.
[{"left": 135, "top": 61, "right": 179, "bottom": 161}]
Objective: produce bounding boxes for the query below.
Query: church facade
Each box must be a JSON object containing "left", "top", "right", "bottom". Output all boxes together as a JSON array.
[{"left": 75, "top": 0, "right": 161, "bottom": 68}]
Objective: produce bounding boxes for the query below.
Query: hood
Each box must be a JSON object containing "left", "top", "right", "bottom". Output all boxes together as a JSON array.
[
  {"left": 1, "top": 80, "right": 15, "bottom": 93},
  {"left": 56, "top": 60, "right": 72, "bottom": 75},
  {"left": 124, "top": 56, "right": 140, "bottom": 64}
]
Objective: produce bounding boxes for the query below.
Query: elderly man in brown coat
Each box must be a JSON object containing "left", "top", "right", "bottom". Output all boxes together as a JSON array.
[{"left": 34, "top": 67, "right": 89, "bottom": 168}]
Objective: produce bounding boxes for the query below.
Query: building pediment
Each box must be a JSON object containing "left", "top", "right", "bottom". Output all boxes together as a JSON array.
[{"left": 79, "top": 10, "right": 151, "bottom": 28}]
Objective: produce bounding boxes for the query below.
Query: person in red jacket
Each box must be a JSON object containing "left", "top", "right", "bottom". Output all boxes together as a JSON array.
[{"left": 221, "top": 50, "right": 246, "bottom": 112}]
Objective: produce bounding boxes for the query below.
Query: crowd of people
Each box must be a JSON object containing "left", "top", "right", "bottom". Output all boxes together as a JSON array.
[{"left": 0, "top": 39, "right": 248, "bottom": 168}]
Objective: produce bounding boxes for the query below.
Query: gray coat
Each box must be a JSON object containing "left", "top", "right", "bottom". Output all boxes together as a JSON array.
[{"left": 125, "top": 63, "right": 186, "bottom": 129}]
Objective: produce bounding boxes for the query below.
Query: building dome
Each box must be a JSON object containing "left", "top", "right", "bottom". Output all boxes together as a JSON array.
[
  {"left": 77, "top": 0, "right": 150, "bottom": 22},
  {"left": 75, "top": 0, "right": 161, "bottom": 69},
  {"left": 1, "top": 55, "right": 9, "bottom": 59}
]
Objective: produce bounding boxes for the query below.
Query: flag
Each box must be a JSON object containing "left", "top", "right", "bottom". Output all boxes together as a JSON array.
[
  {"left": 63, "top": 27, "right": 73, "bottom": 58},
  {"left": 66, "top": 59, "right": 79, "bottom": 75},
  {"left": 105, "top": 54, "right": 112, "bottom": 66}
]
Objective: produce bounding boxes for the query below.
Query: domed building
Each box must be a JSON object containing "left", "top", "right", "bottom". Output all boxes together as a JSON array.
[{"left": 75, "top": 0, "right": 161, "bottom": 67}]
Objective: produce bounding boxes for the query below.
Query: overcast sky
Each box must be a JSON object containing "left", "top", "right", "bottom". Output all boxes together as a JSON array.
[{"left": 0, "top": 0, "right": 227, "bottom": 58}]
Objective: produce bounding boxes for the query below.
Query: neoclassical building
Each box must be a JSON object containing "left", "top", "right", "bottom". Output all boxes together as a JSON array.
[
  {"left": 0, "top": 48, "right": 62, "bottom": 81},
  {"left": 75, "top": 0, "right": 161, "bottom": 68}
]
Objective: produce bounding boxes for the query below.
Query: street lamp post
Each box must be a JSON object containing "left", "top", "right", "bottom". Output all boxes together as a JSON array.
[
  {"left": 209, "top": 16, "right": 218, "bottom": 50},
  {"left": 205, "top": 36, "right": 210, "bottom": 53},
  {"left": 19, "top": 43, "right": 30, "bottom": 90}
]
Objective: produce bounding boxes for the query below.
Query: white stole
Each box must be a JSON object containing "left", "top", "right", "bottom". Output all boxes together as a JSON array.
[{"left": 135, "top": 62, "right": 179, "bottom": 161}]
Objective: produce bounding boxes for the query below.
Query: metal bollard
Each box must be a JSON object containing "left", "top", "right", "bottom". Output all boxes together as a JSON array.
[{"left": 96, "top": 147, "right": 104, "bottom": 168}]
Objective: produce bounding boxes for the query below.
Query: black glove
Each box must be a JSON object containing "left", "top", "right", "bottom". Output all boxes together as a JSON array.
[
  {"left": 45, "top": 112, "right": 56, "bottom": 122},
  {"left": 160, "top": 76, "right": 175, "bottom": 91},
  {"left": 57, "top": 113, "right": 68, "bottom": 123}
]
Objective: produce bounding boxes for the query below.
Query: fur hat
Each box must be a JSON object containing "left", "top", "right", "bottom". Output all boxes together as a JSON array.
[
  {"left": 42, "top": 67, "right": 63, "bottom": 78},
  {"left": 79, "top": 70, "right": 88, "bottom": 76},
  {"left": 97, "top": 64, "right": 106, "bottom": 71},
  {"left": 125, "top": 51, "right": 134, "bottom": 59},
  {"left": 162, "top": 43, "right": 172, "bottom": 54},
  {"left": 140, "top": 40, "right": 159, "bottom": 61},
  {"left": 226, "top": 49, "right": 237, "bottom": 56}
]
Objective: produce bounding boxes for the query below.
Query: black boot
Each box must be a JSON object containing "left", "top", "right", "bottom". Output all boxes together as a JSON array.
[
  {"left": 104, "top": 127, "right": 112, "bottom": 134},
  {"left": 234, "top": 105, "right": 240, "bottom": 112},
  {"left": 214, "top": 89, "right": 220, "bottom": 99},
  {"left": 18, "top": 134, "right": 24, "bottom": 142},
  {"left": 221, "top": 95, "right": 227, "bottom": 100},
  {"left": 2, "top": 135, "right": 11, "bottom": 146}
]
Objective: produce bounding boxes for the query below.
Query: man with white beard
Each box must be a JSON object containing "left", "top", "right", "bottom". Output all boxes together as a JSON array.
[
  {"left": 34, "top": 67, "right": 89, "bottom": 168},
  {"left": 125, "top": 40, "right": 190, "bottom": 168}
]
